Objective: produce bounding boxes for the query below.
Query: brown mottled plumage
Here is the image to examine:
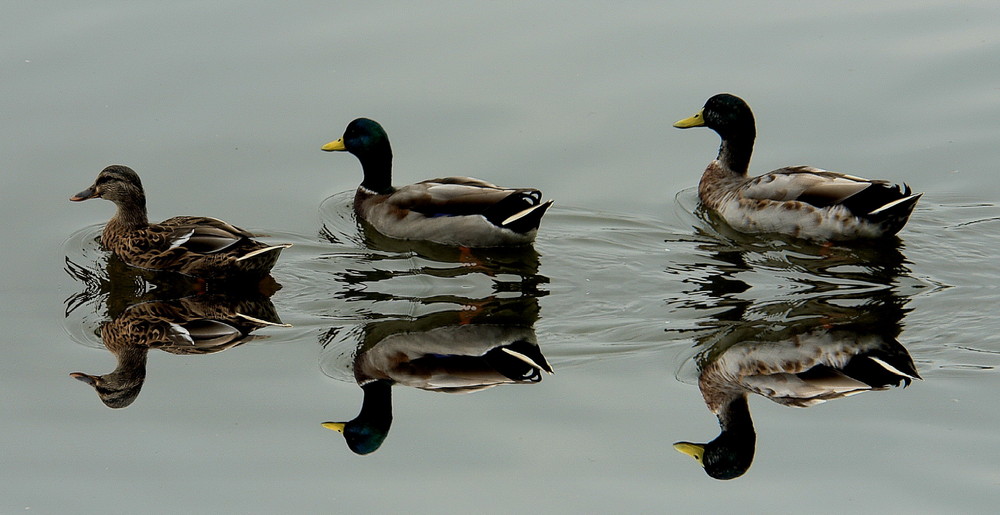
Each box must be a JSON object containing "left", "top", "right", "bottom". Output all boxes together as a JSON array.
[
  {"left": 674, "top": 94, "right": 922, "bottom": 241},
  {"left": 70, "top": 294, "right": 289, "bottom": 408},
  {"left": 673, "top": 298, "right": 920, "bottom": 480},
  {"left": 70, "top": 165, "right": 291, "bottom": 278}
]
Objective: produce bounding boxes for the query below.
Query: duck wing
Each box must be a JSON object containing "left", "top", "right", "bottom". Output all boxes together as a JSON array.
[
  {"left": 742, "top": 166, "right": 917, "bottom": 217},
  {"left": 388, "top": 178, "right": 546, "bottom": 223},
  {"left": 742, "top": 167, "right": 875, "bottom": 204},
  {"left": 157, "top": 216, "right": 256, "bottom": 254}
]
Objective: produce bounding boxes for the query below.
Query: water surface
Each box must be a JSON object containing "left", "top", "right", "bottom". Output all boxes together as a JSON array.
[{"left": 4, "top": 1, "right": 1000, "bottom": 513}]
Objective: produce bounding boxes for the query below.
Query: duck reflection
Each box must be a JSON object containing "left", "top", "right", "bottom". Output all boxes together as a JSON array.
[
  {"left": 64, "top": 252, "right": 201, "bottom": 321},
  {"left": 324, "top": 219, "right": 546, "bottom": 285},
  {"left": 674, "top": 293, "right": 920, "bottom": 479},
  {"left": 690, "top": 203, "right": 912, "bottom": 284},
  {"left": 64, "top": 245, "right": 282, "bottom": 322},
  {"left": 70, "top": 292, "right": 288, "bottom": 409},
  {"left": 320, "top": 191, "right": 547, "bottom": 288},
  {"left": 322, "top": 295, "right": 550, "bottom": 455}
]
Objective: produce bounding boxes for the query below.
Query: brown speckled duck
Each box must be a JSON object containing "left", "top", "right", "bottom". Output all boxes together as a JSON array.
[
  {"left": 71, "top": 165, "right": 291, "bottom": 279},
  {"left": 673, "top": 297, "right": 920, "bottom": 480},
  {"left": 321, "top": 118, "right": 553, "bottom": 247},
  {"left": 674, "top": 94, "right": 922, "bottom": 241},
  {"left": 70, "top": 294, "right": 289, "bottom": 408}
]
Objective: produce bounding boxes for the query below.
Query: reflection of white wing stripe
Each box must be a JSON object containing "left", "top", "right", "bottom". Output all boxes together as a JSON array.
[
  {"left": 168, "top": 323, "right": 194, "bottom": 345},
  {"left": 169, "top": 229, "right": 194, "bottom": 250},
  {"left": 867, "top": 356, "right": 918, "bottom": 379},
  {"left": 236, "top": 312, "right": 293, "bottom": 327},
  {"left": 235, "top": 243, "right": 293, "bottom": 261},
  {"left": 501, "top": 348, "right": 553, "bottom": 374}
]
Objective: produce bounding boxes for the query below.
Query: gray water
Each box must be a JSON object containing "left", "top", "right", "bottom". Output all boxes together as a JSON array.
[{"left": 4, "top": 2, "right": 1000, "bottom": 513}]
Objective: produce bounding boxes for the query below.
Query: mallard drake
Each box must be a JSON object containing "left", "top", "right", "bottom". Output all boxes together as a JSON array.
[
  {"left": 324, "top": 322, "right": 552, "bottom": 455},
  {"left": 674, "top": 94, "right": 922, "bottom": 241},
  {"left": 321, "top": 118, "right": 553, "bottom": 247},
  {"left": 674, "top": 324, "right": 920, "bottom": 479},
  {"left": 323, "top": 297, "right": 551, "bottom": 454},
  {"left": 70, "top": 165, "right": 291, "bottom": 279}
]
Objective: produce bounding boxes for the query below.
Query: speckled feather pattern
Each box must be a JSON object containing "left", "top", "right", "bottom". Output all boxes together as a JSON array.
[
  {"left": 73, "top": 295, "right": 282, "bottom": 408},
  {"left": 698, "top": 329, "right": 916, "bottom": 412},
  {"left": 98, "top": 296, "right": 274, "bottom": 354},
  {"left": 679, "top": 94, "right": 921, "bottom": 241},
  {"left": 75, "top": 165, "right": 289, "bottom": 279},
  {"left": 699, "top": 160, "right": 916, "bottom": 241},
  {"left": 101, "top": 215, "right": 287, "bottom": 277},
  {"left": 698, "top": 161, "right": 884, "bottom": 240}
]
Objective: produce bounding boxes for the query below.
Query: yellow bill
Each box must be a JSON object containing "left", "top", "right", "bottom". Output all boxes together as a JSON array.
[
  {"left": 673, "top": 109, "right": 706, "bottom": 128},
  {"left": 321, "top": 422, "right": 346, "bottom": 433},
  {"left": 672, "top": 441, "right": 706, "bottom": 466},
  {"left": 321, "top": 138, "right": 347, "bottom": 152}
]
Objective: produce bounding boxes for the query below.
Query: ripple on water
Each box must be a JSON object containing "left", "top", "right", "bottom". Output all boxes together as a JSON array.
[
  {"left": 671, "top": 189, "right": 1000, "bottom": 377},
  {"left": 62, "top": 191, "right": 1000, "bottom": 380},
  {"left": 893, "top": 199, "right": 1000, "bottom": 372}
]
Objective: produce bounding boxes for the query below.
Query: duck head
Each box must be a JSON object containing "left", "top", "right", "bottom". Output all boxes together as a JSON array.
[{"left": 322, "top": 118, "right": 394, "bottom": 194}]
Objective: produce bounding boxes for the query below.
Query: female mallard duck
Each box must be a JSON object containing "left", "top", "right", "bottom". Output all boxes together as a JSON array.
[
  {"left": 71, "top": 294, "right": 289, "bottom": 408},
  {"left": 321, "top": 118, "right": 553, "bottom": 247},
  {"left": 674, "top": 94, "right": 922, "bottom": 241},
  {"left": 70, "top": 165, "right": 291, "bottom": 279}
]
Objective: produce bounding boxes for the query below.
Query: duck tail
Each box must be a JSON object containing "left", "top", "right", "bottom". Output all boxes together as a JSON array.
[
  {"left": 838, "top": 181, "right": 920, "bottom": 236},
  {"left": 865, "top": 189, "right": 922, "bottom": 236},
  {"left": 482, "top": 190, "right": 553, "bottom": 233},
  {"left": 500, "top": 199, "right": 554, "bottom": 234},
  {"left": 236, "top": 243, "right": 293, "bottom": 262},
  {"left": 841, "top": 345, "right": 922, "bottom": 388},
  {"left": 231, "top": 243, "right": 292, "bottom": 277}
]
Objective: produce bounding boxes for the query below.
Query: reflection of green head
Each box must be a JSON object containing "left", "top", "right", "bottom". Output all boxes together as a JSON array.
[
  {"left": 674, "top": 396, "right": 755, "bottom": 480},
  {"left": 323, "top": 380, "right": 393, "bottom": 455}
]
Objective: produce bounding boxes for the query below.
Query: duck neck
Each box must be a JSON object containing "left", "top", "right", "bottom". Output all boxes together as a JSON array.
[
  {"left": 110, "top": 345, "right": 149, "bottom": 383},
  {"left": 357, "top": 379, "right": 393, "bottom": 424},
  {"left": 703, "top": 394, "right": 756, "bottom": 479},
  {"left": 98, "top": 345, "right": 148, "bottom": 409},
  {"left": 718, "top": 395, "right": 755, "bottom": 438},
  {"left": 358, "top": 153, "right": 394, "bottom": 195},
  {"left": 107, "top": 196, "right": 149, "bottom": 233},
  {"left": 716, "top": 130, "right": 755, "bottom": 176}
]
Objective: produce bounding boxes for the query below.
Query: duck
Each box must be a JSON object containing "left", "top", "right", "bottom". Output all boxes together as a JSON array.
[
  {"left": 323, "top": 296, "right": 551, "bottom": 455},
  {"left": 674, "top": 94, "right": 922, "bottom": 241},
  {"left": 321, "top": 118, "right": 553, "bottom": 247},
  {"left": 674, "top": 319, "right": 920, "bottom": 479},
  {"left": 70, "top": 165, "right": 291, "bottom": 279},
  {"left": 70, "top": 294, "right": 289, "bottom": 408}
]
